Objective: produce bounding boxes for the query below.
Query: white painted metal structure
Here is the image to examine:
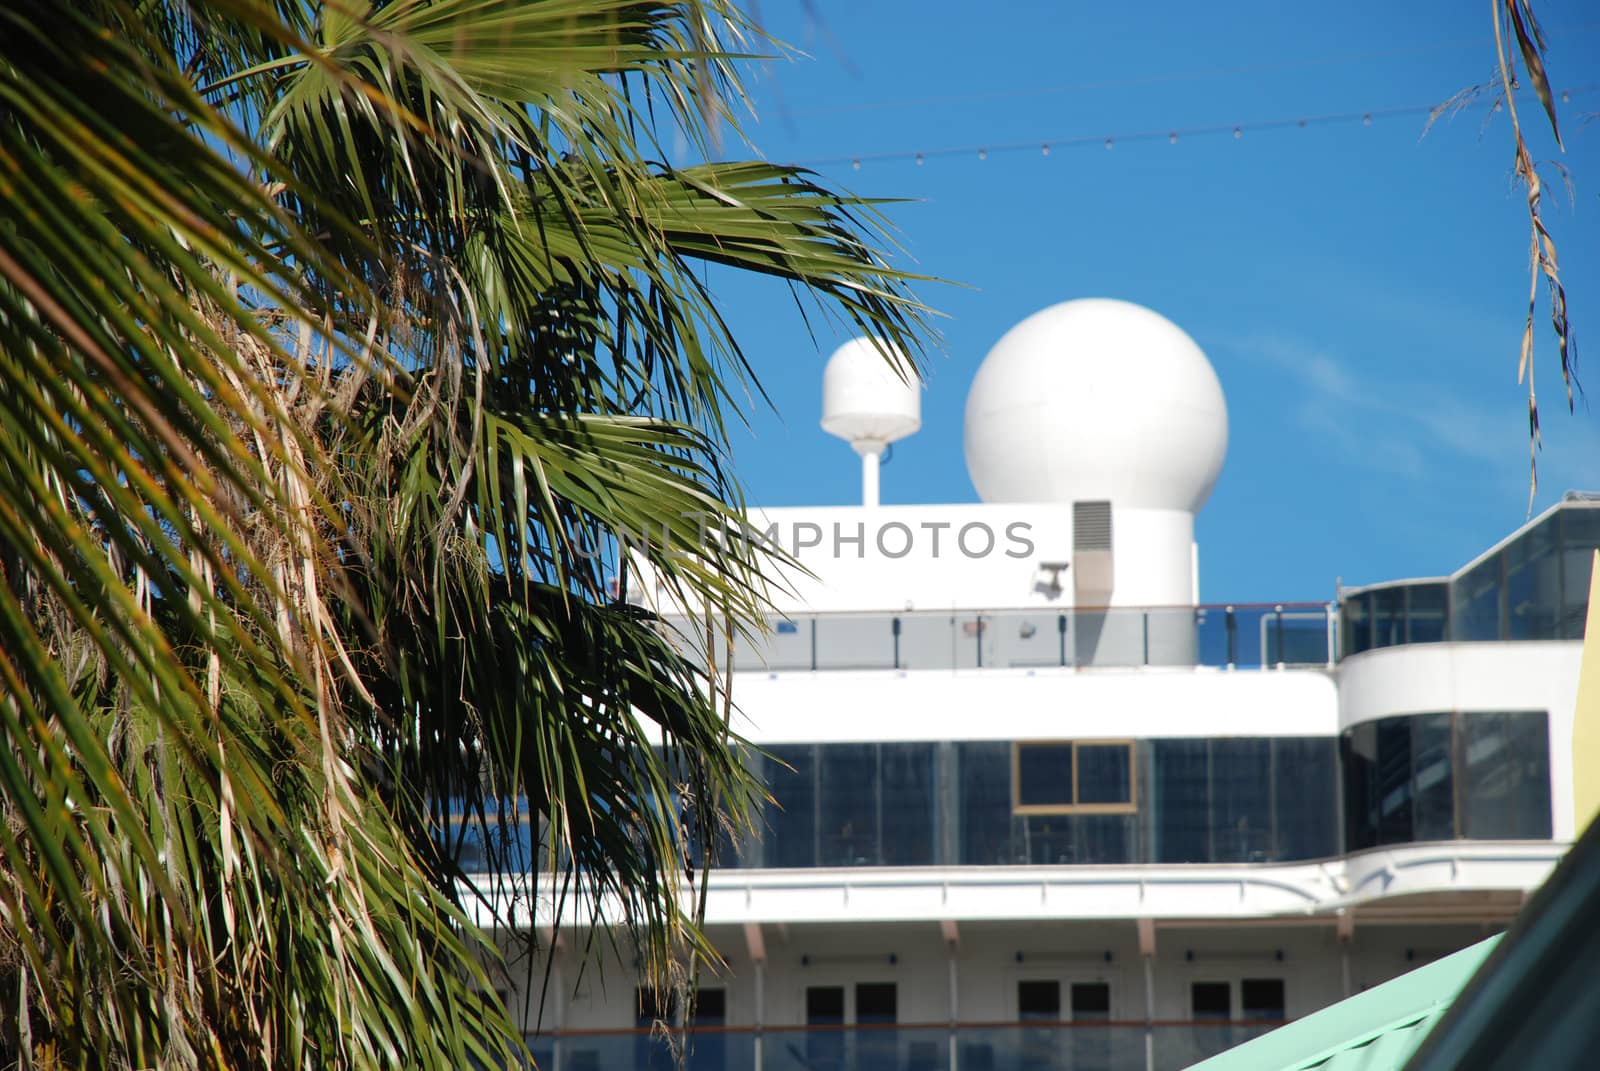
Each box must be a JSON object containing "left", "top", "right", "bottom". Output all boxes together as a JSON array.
[{"left": 480, "top": 300, "right": 1590, "bottom": 1071}]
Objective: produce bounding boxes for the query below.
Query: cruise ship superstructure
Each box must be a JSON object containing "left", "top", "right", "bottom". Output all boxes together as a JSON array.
[{"left": 484, "top": 299, "right": 1596, "bottom": 1071}]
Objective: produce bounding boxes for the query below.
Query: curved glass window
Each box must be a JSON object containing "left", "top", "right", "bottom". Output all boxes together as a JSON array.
[
  {"left": 1341, "top": 503, "right": 1600, "bottom": 657},
  {"left": 1342, "top": 710, "right": 1550, "bottom": 850},
  {"left": 1341, "top": 581, "right": 1449, "bottom": 657}
]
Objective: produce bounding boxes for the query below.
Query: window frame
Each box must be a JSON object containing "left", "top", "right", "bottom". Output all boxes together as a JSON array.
[{"left": 1011, "top": 740, "right": 1138, "bottom": 816}]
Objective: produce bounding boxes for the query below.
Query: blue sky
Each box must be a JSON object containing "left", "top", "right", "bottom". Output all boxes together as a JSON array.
[{"left": 697, "top": 0, "right": 1600, "bottom": 602}]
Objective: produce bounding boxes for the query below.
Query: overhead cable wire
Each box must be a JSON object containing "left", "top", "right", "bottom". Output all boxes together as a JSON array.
[{"left": 793, "top": 84, "right": 1595, "bottom": 171}]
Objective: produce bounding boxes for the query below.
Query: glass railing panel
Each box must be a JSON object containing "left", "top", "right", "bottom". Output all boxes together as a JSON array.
[
  {"left": 523, "top": 1034, "right": 554, "bottom": 1070},
  {"left": 551, "top": 1030, "right": 755, "bottom": 1071},
  {"left": 660, "top": 604, "right": 1335, "bottom": 675},
  {"left": 1151, "top": 1022, "right": 1276, "bottom": 1070},
  {"left": 1142, "top": 607, "right": 1198, "bottom": 667},
  {"left": 814, "top": 613, "right": 898, "bottom": 671},
  {"left": 1263, "top": 611, "right": 1331, "bottom": 666},
  {"left": 984, "top": 610, "right": 1070, "bottom": 668},
  {"left": 729, "top": 618, "right": 813, "bottom": 672},
  {"left": 760, "top": 1026, "right": 949, "bottom": 1071},
  {"left": 537, "top": 1022, "right": 1285, "bottom": 1070},
  {"left": 895, "top": 613, "right": 959, "bottom": 671},
  {"left": 944, "top": 1025, "right": 1146, "bottom": 1071},
  {"left": 1071, "top": 609, "right": 1144, "bottom": 667},
  {"left": 1193, "top": 606, "right": 1235, "bottom": 667},
  {"left": 953, "top": 615, "right": 986, "bottom": 670}
]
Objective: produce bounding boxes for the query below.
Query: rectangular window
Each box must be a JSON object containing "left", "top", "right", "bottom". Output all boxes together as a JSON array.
[
  {"left": 1018, "top": 981, "right": 1060, "bottom": 1022},
  {"left": 1411, "top": 713, "right": 1455, "bottom": 841},
  {"left": 1375, "top": 717, "right": 1415, "bottom": 845},
  {"left": 855, "top": 982, "right": 898, "bottom": 1068},
  {"left": 880, "top": 743, "right": 937, "bottom": 866},
  {"left": 1561, "top": 509, "right": 1600, "bottom": 638},
  {"left": 805, "top": 986, "right": 845, "bottom": 1068},
  {"left": 636, "top": 987, "right": 676, "bottom": 1026},
  {"left": 765, "top": 745, "right": 816, "bottom": 868},
  {"left": 958, "top": 742, "right": 1015, "bottom": 865},
  {"left": 1013, "top": 741, "right": 1136, "bottom": 815},
  {"left": 1405, "top": 583, "right": 1449, "bottom": 644},
  {"left": 1070, "top": 982, "right": 1112, "bottom": 1022},
  {"left": 1272, "top": 737, "right": 1339, "bottom": 860},
  {"left": 1068, "top": 981, "right": 1114, "bottom": 1071},
  {"left": 855, "top": 983, "right": 897, "bottom": 1025},
  {"left": 1153, "top": 739, "right": 1211, "bottom": 863},
  {"left": 1077, "top": 745, "right": 1133, "bottom": 805},
  {"left": 805, "top": 986, "right": 845, "bottom": 1026},
  {"left": 635, "top": 987, "right": 678, "bottom": 1071},
  {"left": 819, "top": 743, "right": 879, "bottom": 866},
  {"left": 1505, "top": 517, "right": 1561, "bottom": 640},
  {"left": 1191, "top": 982, "right": 1231, "bottom": 1022},
  {"left": 691, "top": 988, "right": 726, "bottom": 1025},
  {"left": 1211, "top": 738, "right": 1272, "bottom": 862},
  {"left": 1451, "top": 554, "right": 1505, "bottom": 642},
  {"left": 1241, "top": 979, "right": 1286, "bottom": 1021},
  {"left": 1461, "top": 711, "right": 1552, "bottom": 840},
  {"left": 688, "top": 989, "right": 728, "bottom": 1071},
  {"left": 1017, "top": 743, "right": 1076, "bottom": 808}
]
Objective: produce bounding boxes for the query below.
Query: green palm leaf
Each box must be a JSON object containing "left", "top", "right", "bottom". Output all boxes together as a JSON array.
[{"left": 0, "top": 1, "right": 934, "bottom": 1067}]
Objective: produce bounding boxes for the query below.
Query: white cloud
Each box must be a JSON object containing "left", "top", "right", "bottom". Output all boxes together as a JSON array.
[{"left": 1228, "top": 331, "right": 1580, "bottom": 488}]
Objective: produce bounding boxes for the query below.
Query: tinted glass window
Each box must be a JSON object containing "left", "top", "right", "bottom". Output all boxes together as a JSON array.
[
  {"left": 819, "top": 743, "right": 878, "bottom": 866},
  {"left": 855, "top": 983, "right": 897, "bottom": 1024},
  {"left": 764, "top": 745, "right": 816, "bottom": 869},
  {"left": 1018, "top": 814, "right": 1079, "bottom": 865},
  {"left": 1343, "top": 592, "right": 1371, "bottom": 656},
  {"left": 1561, "top": 508, "right": 1600, "bottom": 638},
  {"left": 1017, "top": 744, "right": 1075, "bottom": 808},
  {"left": 1273, "top": 737, "right": 1339, "bottom": 859},
  {"left": 959, "top": 742, "right": 1015, "bottom": 865},
  {"left": 1075, "top": 813, "right": 1136, "bottom": 864},
  {"left": 1375, "top": 717, "right": 1414, "bottom": 845},
  {"left": 1505, "top": 518, "right": 1561, "bottom": 639},
  {"left": 1241, "top": 979, "right": 1285, "bottom": 1021},
  {"left": 1411, "top": 713, "right": 1455, "bottom": 841},
  {"left": 1461, "top": 711, "right": 1552, "bottom": 840},
  {"left": 805, "top": 986, "right": 845, "bottom": 1067},
  {"left": 689, "top": 989, "right": 728, "bottom": 1071},
  {"left": 1070, "top": 983, "right": 1112, "bottom": 1021},
  {"left": 1342, "top": 722, "right": 1379, "bottom": 852},
  {"left": 636, "top": 987, "right": 675, "bottom": 1024},
  {"left": 881, "top": 743, "right": 936, "bottom": 865},
  {"left": 635, "top": 987, "right": 678, "bottom": 1071},
  {"left": 1191, "top": 982, "right": 1231, "bottom": 1021},
  {"left": 1077, "top": 744, "right": 1133, "bottom": 805},
  {"left": 1152, "top": 739, "right": 1210, "bottom": 862},
  {"left": 1371, "top": 586, "right": 1405, "bottom": 649},
  {"left": 692, "top": 988, "right": 726, "bottom": 1024},
  {"left": 1452, "top": 554, "right": 1504, "bottom": 641},
  {"left": 1344, "top": 711, "right": 1551, "bottom": 850},
  {"left": 1405, "top": 583, "right": 1449, "bottom": 644},
  {"left": 806, "top": 986, "right": 844, "bottom": 1025},
  {"left": 1212, "top": 739, "right": 1272, "bottom": 862},
  {"left": 1019, "top": 981, "right": 1060, "bottom": 1021}
]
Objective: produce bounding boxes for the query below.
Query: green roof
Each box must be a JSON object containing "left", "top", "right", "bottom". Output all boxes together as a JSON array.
[{"left": 1186, "top": 935, "right": 1501, "bottom": 1071}]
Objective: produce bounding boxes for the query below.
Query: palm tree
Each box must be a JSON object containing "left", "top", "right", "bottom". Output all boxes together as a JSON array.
[{"left": 0, "top": 2, "right": 930, "bottom": 1067}]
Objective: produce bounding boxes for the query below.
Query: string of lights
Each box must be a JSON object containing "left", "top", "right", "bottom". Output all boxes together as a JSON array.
[{"left": 791, "top": 84, "right": 1595, "bottom": 171}]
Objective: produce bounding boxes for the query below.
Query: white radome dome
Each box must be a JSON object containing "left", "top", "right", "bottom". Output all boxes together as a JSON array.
[
  {"left": 963, "top": 298, "right": 1228, "bottom": 512},
  {"left": 821, "top": 336, "right": 921, "bottom": 448}
]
